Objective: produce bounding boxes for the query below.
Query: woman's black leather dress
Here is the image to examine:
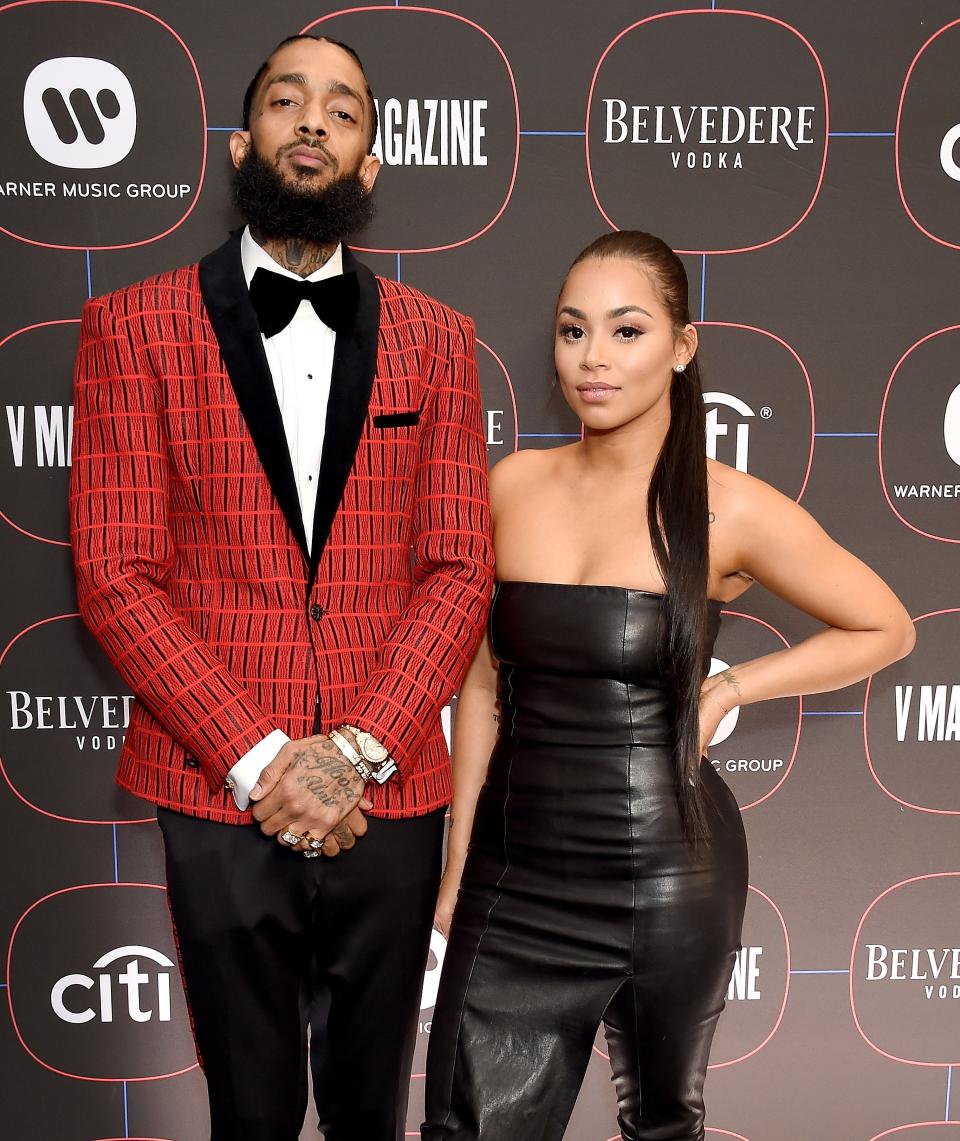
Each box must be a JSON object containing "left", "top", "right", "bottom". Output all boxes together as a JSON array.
[{"left": 422, "top": 582, "right": 748, "bottom": 1141}]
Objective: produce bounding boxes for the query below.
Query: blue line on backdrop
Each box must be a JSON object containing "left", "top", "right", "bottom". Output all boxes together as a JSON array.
[
  {"left": 85, "top": 250, "right": 92, "bottom": 299},
  {"left": 519, "top": 433, "right": 581, "bottom": 439},
  {"left": 123, "top": 1081, "right": 129, "bottom": 1137},
  {"left": 815, "top": 432, "right": 879, "bottom": 438},
  {"left": 790, "top": 969, "right": 850, "bottom": 975},
  {"left": 113, "top": 823, "right": 119, "bottom": 884},
  {"left": 829, "top": 132, "right": 895, "bottom": 138},
  {"left": 520, "top": 130, "right": 586, "bottom": 137},
  {"left": 699, "top": 254, "right": 707, "bottom": 322},
  {"left": 207, "top": 126, "right": 241, "bottom": 132},
  {"left": 947, "top": 1065, "right": 953, "bottom": 1121},
  {"left": 395, "top": 253, "right": 401, "bottom": 282},
  {"left": 801, "top": 711, "right": 863, "bottom": 717}
]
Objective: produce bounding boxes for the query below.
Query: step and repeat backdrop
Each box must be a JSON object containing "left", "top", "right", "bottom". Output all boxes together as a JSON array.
[{"left": 1, "top": 2, "right": 959, "bottom": 1139}]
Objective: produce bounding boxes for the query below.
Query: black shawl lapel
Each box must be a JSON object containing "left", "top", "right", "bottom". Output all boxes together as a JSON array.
[
  {"left": 308, "top": 246, "right": 380, "bottom": 580},
  {"left": 198, "top": 232, "right": 310, "bottom": 562}
]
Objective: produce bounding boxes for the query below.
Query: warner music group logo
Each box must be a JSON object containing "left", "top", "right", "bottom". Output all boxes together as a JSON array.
[
  {"left": 13, "top": 57, "right": 188, "bottom": 199},
  {"left": 880, "top": 327, "right": 960, "bottom": 543},
  {"left": 587, "top": 11, "right": 827, "bottom": 252},
  {"left": 23, "top": 56, "right": 136, "bottom": 168},
  {"left": 0, "top": 1, "right": 204, "bottom": 248}
]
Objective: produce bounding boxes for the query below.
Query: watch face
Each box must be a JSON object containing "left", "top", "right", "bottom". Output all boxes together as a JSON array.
[{"left": 360, "top": 735, "right": 389, "bottom": 764}]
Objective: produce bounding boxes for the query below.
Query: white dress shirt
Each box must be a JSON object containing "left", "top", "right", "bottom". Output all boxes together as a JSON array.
[{"left": 225, "top": 227, "right": 343, "bottom": 809}]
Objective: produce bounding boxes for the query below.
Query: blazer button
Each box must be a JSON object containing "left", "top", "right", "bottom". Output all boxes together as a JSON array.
[{"left": 309, "top": 603, "right": 324, "bottom": 621}]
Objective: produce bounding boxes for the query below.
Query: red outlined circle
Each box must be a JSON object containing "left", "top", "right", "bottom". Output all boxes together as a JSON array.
[
  {"left": 0, "top": 0, "right": 207, "bottom": 251},
  {"left": 0, "top": 319, "right": 78, "bottom": 546},
  {"left": 863, "top": 608, "right": 960, "bottom": 816},
  {"left": 850, "top": 872, "right": 960, "bottom": 1067},
  {"left": 303, "top": 6, "right": 519, "bottom": 254},
  {"left": 895, "top": 18, "right": 960, "bottom": 252},
  {"left": 698, "top": 321, "right": 816, "bottom": 502},
  {"left": 710, "top": 885, "right": 791, "bottom": 1069},
  {"left": 6, "top": 883, "right": 200, "bottom": 1082},
  {"left": 576, "top": 322, "right": 815, "bottom": 505},
  {"left": 590, "top": 885, "right": 791, "bottom": 1069},
  {"left": 0, "top": 614, "right": 154, "bottom": 825},
  {"left": 878, "top": 326, "right": 960, "bottom": 544},
  {"left": 719, "top": 611, "right": 803, "bottom": 811},
  {"left": 478, "top": 337, "right": 519, "bottom": 457},
  {"left": 585, "top": 9, "right": 829, "bottom": 255},
  {"left": 871, "top": 1127, "right": 960, "bottom": 1140}
]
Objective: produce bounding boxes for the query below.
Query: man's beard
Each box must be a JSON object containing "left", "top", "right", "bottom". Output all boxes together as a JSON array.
[{"left": 232, "top": 144, "right": 376, "bottom": 245}]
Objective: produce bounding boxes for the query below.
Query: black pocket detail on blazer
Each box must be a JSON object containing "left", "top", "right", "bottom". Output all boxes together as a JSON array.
[{"left": 372, "top": 410, "right": 420, "bottom": 428}]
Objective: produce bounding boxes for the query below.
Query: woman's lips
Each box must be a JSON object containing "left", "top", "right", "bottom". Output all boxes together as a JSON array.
[{"left": 577, "top": 384, "right": 619, "bottom": 402}]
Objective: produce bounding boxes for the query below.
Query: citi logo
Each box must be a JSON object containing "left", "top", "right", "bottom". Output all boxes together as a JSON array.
[
  {"left": 894, "top": 684, "right": 960, "bottom": 742},
  {"left": 704, "top": 392, "right": 763, "bottom": 473},
  {"left": 23, "top": 58, "right": 136, "bottom": 169},
  {"left": 51, "top": 945, "right": 174, "bottom": 1024}
]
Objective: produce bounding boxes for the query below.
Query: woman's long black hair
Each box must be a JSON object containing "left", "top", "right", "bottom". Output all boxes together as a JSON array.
[{"left": 568, "top": 231, "right": 711, "bottom": 843}]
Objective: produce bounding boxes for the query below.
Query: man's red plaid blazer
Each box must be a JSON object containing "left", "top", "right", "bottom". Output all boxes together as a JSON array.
[{"left": 70, "top": 234, "right": 494, "bottom": 823}]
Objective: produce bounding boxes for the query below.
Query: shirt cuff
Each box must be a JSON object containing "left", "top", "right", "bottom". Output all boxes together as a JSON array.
[{"left": 225, "top": 730, "right": 291, "bottom": 810}]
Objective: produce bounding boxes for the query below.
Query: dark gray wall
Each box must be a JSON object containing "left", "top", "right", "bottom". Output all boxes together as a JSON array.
[{"left": 1, "top": 3, "right": 959, "bottom": 1139}]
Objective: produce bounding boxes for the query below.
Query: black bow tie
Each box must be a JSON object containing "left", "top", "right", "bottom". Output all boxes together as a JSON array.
[{"left": 249, "top": 267, "right": 360, "bottom": 338}]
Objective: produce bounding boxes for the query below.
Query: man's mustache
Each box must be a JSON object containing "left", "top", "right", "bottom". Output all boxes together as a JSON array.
[{"left": 275, "top": 139, "right": 338, "bottom": 172}]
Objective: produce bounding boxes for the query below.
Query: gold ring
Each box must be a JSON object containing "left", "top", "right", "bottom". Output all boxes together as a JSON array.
[{"left": 281, "top": 829, "right": 302, "bottom": 846}]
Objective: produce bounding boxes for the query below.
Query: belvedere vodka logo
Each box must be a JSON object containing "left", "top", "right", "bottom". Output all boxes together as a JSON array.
[
  {"left": 853, "top": 874, "right": 960, "bottom": 1064},
  {"left": 587, "top": 11, "right": 827, "bottom": 251},
  {"left": 0, "top": 615, "right": 146, "bottom": 823}
]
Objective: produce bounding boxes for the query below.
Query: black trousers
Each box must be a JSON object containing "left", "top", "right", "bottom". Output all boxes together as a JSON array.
[{"left": 158, "top": 805, "right": 445, "bottom": 1141}]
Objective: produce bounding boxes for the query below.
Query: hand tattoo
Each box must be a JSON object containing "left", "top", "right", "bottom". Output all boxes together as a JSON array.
[{"left": 290, "top": 737, "right": 362, "bottom": 811}]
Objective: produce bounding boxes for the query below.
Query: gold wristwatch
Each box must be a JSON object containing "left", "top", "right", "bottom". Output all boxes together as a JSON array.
[{"left": 336, "top": 724, "right": 398, "bottom": 784}]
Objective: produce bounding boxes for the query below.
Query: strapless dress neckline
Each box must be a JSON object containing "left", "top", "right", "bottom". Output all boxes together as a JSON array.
[{"left": 495, "top": 579, "right": 724, "bottom": 607}]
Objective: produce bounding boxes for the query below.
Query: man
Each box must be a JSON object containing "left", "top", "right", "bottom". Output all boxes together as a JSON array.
[{"left": 70, "top": 33, "right": 493, "bottom": 1141}]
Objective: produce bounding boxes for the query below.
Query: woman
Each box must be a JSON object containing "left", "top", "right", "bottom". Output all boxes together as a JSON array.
[{"left": 421, "top": 231, "right": 914, "bottom": 1141}]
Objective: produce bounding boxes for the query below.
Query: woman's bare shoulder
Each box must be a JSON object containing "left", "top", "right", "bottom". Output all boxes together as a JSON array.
[{"left": 489, "top": 445, "right": 574, "bottom": 510}]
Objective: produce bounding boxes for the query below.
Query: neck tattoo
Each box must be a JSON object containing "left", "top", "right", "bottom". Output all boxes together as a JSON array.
[{"left": 254, "top": 230, "right": 336, "bottom": 278}]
